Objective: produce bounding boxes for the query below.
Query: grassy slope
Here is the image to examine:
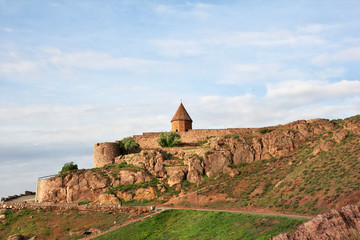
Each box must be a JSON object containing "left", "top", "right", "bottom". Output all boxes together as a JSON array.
[
  {"left": 0, "top": 208, "right": 133, "bottom": 240},
  {"left": 174, "top": 116, "right": 360, "bottom": 215},
  {"left": 94, "top": 209, "right": 306, "bottom": 240}
]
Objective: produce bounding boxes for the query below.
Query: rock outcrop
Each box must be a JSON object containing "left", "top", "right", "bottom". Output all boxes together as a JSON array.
[
  {"left": 37, "top": 167, "right": 154, "bottom": 204},
  {"left": 37, "top": 116, "right": 359, "bottom": 205},
  {"left": 270, "top": 205, "right": 360, "bottom": 240}
]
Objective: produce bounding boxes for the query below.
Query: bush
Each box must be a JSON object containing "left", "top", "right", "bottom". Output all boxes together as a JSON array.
[
  {"left": 118, "top": 137, "right": 140, "bottom": 154},
  {"left": 59, "top": 162, "right": 78, "bottom": 173},
  {"left": 260, "top": 128, "right": 271, "bottom": 134},
  {"left": 157, "top": 132, "right": 182, "bottom": 147}
]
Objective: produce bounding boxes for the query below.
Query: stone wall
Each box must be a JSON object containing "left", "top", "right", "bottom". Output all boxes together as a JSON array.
[
  {"left": 133, "top": 128, "right": 255, "bottom": 150},
  {"left": 1, "top": 201, "right": 151, "bottom": 214},
  {"left": 94, "top": 142, "right": 121, "bottom": 168}
]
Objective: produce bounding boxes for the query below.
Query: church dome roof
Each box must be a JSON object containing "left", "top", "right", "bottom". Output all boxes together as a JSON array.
[{"left": 171, "top": 103, "right": 193, "bottom": 122}]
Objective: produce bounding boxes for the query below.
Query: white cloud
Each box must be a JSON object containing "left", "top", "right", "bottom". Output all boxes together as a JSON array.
[
  {"left": 265, "top": 80, "right": 360, "bottom": 107},
  {"left": 297, "top": 23, "right": 341, "bottom": 33},
  {"left": 219, "top": 63, "right": 308, "bottom": 84},
  {"left": 196, "top": 80, "right": 360, "bottom": 128},
  {"left": 0, "top": 60, "right": 39, "bottom": 75},
  {"left": 154, "top": 3, "right": 212, "bottom": 18},
  {"left": 190, "top": 3, "right": 211, "bottom": 18},
  {"left": 221, "top": 30, "right": 326, "bottom": 47},
  {"left": 152, "top": 40, "right": 205, "bottom": 57},
  {"left": 42, "top": 48, "right": 178, "bottom": 73},
  {"left": 0, "top": 104, "right": 169, "bottom": 146},
  {"left": 154, "top": 4, "right": 175, "bottom": 14},
  {"left": 153, "top": 29, "right": 326, "bottom": 57},
  {"left": 311, "top": 47, "right": 360, "bottom": 66},
  {"left": 316, "top": 68, "right": 345, "bottom": 79}
]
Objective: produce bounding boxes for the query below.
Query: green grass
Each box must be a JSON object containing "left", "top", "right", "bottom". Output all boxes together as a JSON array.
[
  {"left": 0, "top": 209, "right": 132, "bottom": 240},
  {"left": 94, "top": 209, "right": 306, "bottom": 240}
]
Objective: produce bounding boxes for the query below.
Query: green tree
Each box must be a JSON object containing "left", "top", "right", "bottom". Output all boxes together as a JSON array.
[
  {"left": 59, "top": 162, "right": 78, "bottom": 173},
  {"left": 118, "top": 137, "right": 140, "bottom": 154},
  {"left": 157, "top": 132, "right": 182, "bottom": 147}
]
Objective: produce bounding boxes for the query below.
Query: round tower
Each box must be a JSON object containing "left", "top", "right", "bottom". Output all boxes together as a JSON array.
[
  {"left": 94, "top": 142, "right": 121, "bottom": 168},
  {"left": 171, "top": 103, "right": 193, "bottom": 132}
]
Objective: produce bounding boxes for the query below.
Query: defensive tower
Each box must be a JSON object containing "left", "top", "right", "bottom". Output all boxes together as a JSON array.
[{"left": 171, "top": 103, "right": 193, "bottom": 132}]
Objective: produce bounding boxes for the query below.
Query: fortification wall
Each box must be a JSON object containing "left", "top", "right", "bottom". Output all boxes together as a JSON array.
[
  {"left": 133, "top": 128, "right": 255, "bottom": 149},
  {"left": 94, "top": 142, "right": 121, "bottom": 168}
]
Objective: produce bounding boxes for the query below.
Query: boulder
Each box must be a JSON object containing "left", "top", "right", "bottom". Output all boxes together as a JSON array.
[
  {"left": 187, "top": 169, "right": 204, "bottom": 184},
  {"left": 134, "top": 187, "right": 157, "bottom": 200},
  {"left": 167, "top": 169, "right": 186, "bottom": 187},
  {"left": 312, "top": 140, "right": 335, "bottom": 155},
  {"left": 98, "top": 193, "right": 120, "bottom": 205},
  {"left": 204, "top": 151, "right": 231, "bottom": 178},
  {"left": 7, "top": 235, "right": 25, "bottom": 240},
  {"left": 333, "top": 130, "right": 349, "bottom": 143},
  {"left": 116, "top": 192, "right": 133, "bottom": 202}
]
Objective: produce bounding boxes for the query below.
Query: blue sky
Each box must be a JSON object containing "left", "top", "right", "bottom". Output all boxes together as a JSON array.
[{"left": 0, "top": 0, "right": 359, "bottom": 198}]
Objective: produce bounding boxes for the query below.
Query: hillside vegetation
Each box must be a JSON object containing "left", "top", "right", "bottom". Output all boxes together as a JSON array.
[
  {"left": 168, "top": 115, "right": 360, "bottom": 215},
  {"left": 94, "top": 209, "right": 307, "bottom": 240},
  {"left": 0, "top": 208, "right": 139, "bottom": 240}
]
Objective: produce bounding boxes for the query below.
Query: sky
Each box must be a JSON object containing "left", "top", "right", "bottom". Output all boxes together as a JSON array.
[{"left": 0, "top": 0, "right": 359, "bottom": 198}]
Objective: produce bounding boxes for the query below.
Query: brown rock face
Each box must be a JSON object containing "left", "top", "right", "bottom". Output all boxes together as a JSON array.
[
  {"left": 204, "top": 151, "right": 231, "bottom": 178},
  {"left": 37, "top": 169, "right": 153, "bottom": 203},
  {"left": 124, "top": 150, "right": 166, "bottom": 178},
  {"left": 166, "top": 167, "right": 187, "bottom": 187},
  {"left": 270, "top": 205, "right": 360, "bottom": 240},
  {"left": 117, "top": 192, "right": 133, "bottom": 201},
  {"left": 333, "top": 129, "right": 349, "bottom": 143},
  {"left": 233, "top": 144, "right": 255, "bottom": 164},
  {"left": 134, "top": 187, "right": 157, "bottom": 200},
  {"left": 98, "top": 193, "right": 120, "bottom": 205},
  {"left": 312, "top": 140, "right": 335, "bottom": 155}
]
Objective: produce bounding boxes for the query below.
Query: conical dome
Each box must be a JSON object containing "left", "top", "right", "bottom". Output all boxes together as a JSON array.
[
  {"left": 171, "top": 103, "right": 193, "bottom": 132},
  {"left": 171, "top": 103, "right": 193, "bottom": 122}
]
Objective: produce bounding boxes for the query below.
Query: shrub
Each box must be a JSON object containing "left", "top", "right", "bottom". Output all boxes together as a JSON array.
[
  {"left": 59, "top": 162, "right": 78, "bottom": 173},
  {"left": 157, "top": 132, "right": 182, "bottom": 147},
  {"left": 118, "top": 137, "right": 140, "bottom": 154},
  {"left": 78, "top": 201, "right": 92, "bottom": 205},
  {"left": 260, "top": 128, "right": 271, "bottom": 134}
]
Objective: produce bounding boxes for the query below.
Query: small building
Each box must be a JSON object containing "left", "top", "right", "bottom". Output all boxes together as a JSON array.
[{"left": 171, "top": 103, "right": 193, "bottom": 132}]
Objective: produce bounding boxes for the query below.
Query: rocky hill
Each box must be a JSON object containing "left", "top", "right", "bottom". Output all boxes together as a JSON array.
[
  {"left": 271, "top": 204, "right": 360, "bottom": 239},
  {"left": 37, "top": 115, "right": 360, "bottom": 215}
]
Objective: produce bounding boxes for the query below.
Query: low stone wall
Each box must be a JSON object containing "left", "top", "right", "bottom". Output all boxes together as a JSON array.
[
  {"left": 1, "top": 191, "right": 35, "bottom": 202},
  {"left": 133, "top": 128, "right": 255, "bottom": 150},
  {"left": 1, "top": 201, "right": 151, "bottom": 214}
]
